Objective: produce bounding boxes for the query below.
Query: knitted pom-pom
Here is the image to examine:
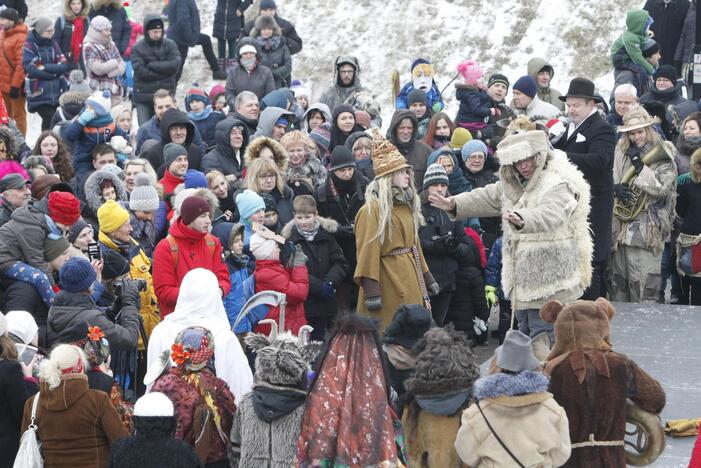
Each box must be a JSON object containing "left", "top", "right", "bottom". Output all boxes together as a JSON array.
[
  {"left": 134, "top": 172, "right": 155, "bottom": 187},
  {"left": 457, "top": 60, "right": 483, "bottom": 86}
]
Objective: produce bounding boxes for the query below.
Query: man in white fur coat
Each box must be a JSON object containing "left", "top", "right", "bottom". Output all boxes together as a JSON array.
[{"left": 429, "top": 130, "right": 592, "bottom": 341}]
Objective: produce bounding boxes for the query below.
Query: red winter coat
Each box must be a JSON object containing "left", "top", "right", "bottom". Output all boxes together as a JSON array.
[
  {"left": 152, "top": 218, "right": 231, "bottom": 317},
  {"left": 691, "top": 432, "right": 701, "bottom": 468},
  {"left": 254, "top": 259, "right": 308, "bottom": 334}
]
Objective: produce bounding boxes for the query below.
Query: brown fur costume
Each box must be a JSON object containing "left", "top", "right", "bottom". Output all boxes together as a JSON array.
[{"left": 541, "top": 298, "right": 665, "bottom": 468}]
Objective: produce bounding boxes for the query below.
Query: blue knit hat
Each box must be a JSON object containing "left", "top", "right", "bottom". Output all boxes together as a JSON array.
[
  {"left": 184, "top": 169, "right": 207, "bottom": 189},
  {"left": 513, "top": 75, "right": 537, "bottom": 99},
  {"left": 59, "top": 257, "right": 97, "bottom": 293},
  {"left": 235, "top": 189, "right": 265, "bottom": 221},
  {"left": 461, "top": 140, "right": 489, "bottom": 162}
]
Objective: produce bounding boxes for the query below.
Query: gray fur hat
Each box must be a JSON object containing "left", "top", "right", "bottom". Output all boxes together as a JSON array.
[
  {"left": 254, "top": 345, "right": 308, "bottom": 387},
  {"left": 405, "top": 324, "right": 479, "bottom": 397}
]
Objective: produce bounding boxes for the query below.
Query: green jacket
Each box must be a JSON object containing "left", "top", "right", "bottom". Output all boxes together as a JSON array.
[{"left": 610, "top": 9, "right": 654, "bottom": 74}]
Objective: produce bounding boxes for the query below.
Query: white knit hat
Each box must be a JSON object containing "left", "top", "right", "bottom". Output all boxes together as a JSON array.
[
  {"left": 5, "top": 311, "right": 38, "bottom": 345},
  {"left": 134, "top": 392, "right": 174, "bottom": 417},
  {"left": 129, "top": 173, "right": 159, "bottom": 212},
  {"left": 86, "top": 90, "right": 112, "bottom": 117}
]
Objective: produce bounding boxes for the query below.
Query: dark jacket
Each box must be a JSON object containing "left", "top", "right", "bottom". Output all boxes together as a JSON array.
[
  {"left": 243, "top": 14, "right": 302, "bottom": 55},
  {"left": 201, "top": 117, "right": 250, "bottom": 177},
  {"left": 0, "top": 359, "right": 36, "bottom": 468},
  {"left": 254, "top": 35, "right": 291, "bottom": 88},
  {"left": 281, "top": 217, "right": 349, "bottom": 319},
  {"left": 131, "top": 14, "right": 181, "bottom": 104},
  {"left": 455, "top": 84, "right": 492, "bottom": 124},
  {"left": 315, "top": 171, "right": 368, "bottom": 279},
  {"left": 166, "top": 0, "right": 200, "bottom": 48},
  {"left": 230, "top": 110, "right": 258, "bottom": 136},
  {"left": 188, "top": 109, "right": 226, "bottom": 150},
  {"left": 135, "top": 113, "right": 206, "bottom": 156},
  {"left": 0, "top": 0, "right": 27, "bottom": 19},
  {"left": 63, "top": 114, "right": 129, "bottom": 179},
  {"left": 643, "top": 0, "right": 690, "bottom": 68},
  {"left": 446, "top": 229, "right": 488, "bottom": 335},
  {"left": 677, "top": 176, "right": 701, "bottom": 235},
  {"left": 54, "top": 1, "right": 89, "bottom": 67},
  {"left": 554, "top": 111, "right": 616, "bottom": 262},
  {"left": 463, "top": 158, "right": 501, "bottom": 251},
  {"left": 0, "top": 197, "right": 53, "bottom": 277},
  {"left": 674, "top": 0, "right": 696, "bottom": 64},
  {"left": 50, "top": 90, "right": 87, "bottom": 132},
  {"left": 46, "top": 290, "right": 140, "bottom": 352},
  {"left": 1, "top": 280, "right": 49, "bottom": 347},
  {"left": 225, "top": 38, "right": 276, "bottom": 103},
  {"left": 22, "top": 31, "right": 68, "bottom": 112},
  {"left": 213, "top": 0, "right": 252, "bottom": 40},
  {"left": 0, "top": 196, "right": 16, "bottom": 228},
  {"left": 389, "top": 109, "right": 433, "bottom": 188},
  {"left": 268, "top": 186, "right": 295, "bottom": 226},
  {"left": 640, "top": 82, "right": 699, "bottom": 134},
  {"left": 108, "top": 415, "right": 203, "bottom": 468},
  {"left": 89, "top": 0, "right": 132, "bottom": 56},
  {"left": 141, "top": 108, "right": 203, "bottom": 172}
]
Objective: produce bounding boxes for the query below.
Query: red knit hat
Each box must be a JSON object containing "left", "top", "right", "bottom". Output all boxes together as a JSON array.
[
  {"left": 48, "top": 191, "right": 81, "bottom": 226},
  {"left": 180, "top": 195, "right": 211, "bottom": 225}
]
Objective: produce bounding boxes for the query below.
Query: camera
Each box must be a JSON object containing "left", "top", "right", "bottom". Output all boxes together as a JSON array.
[
  {"left": 432, "top": 231, "right": 458, "bottom": 252},
  {"left": 113, "top": 278, "right": 147, "bottom": 296}
]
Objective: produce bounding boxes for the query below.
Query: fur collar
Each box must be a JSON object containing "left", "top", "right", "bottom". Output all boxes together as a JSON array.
[
  {"left": 245, "top": 136, "right": 288, "bottom": 173},
  {"left": 59, "top": 90, "right": 89, "bottom": 107},
  {"left": 473, "top": 371, "right": 549, "bottom": 400},
  {"left": 280, "top": 216, "right": 338, "bottom": 239}
]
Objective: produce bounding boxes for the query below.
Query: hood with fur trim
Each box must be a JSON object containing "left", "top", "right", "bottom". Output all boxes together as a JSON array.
[
  {"left": 540, "top": 298, "right": 614, "bottom": 361},
  {"left": 84, "top": 168, "right": 129, "bottom": 213},
  {"left": 64, "top": 0, "right": 89, "bottom": 20},
  {"left": 280, "top": 216, "right": 339, "bottom": 239},
  {"left": 473, "top": 370, "right": 550, "bottom": 400},
  {"left": 172, "top": 187, "right": 220, "bottom": 221},
  {"left": 251, "top": 14, "right": 282, "bottom": 38},
  {"left": 245, "top": 136, "right": 288, "bottom": 173}
]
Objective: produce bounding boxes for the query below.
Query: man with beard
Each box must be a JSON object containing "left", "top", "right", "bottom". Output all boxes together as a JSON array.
[{"left": 319, "top": 56, "right": 370, "bottom": 112}]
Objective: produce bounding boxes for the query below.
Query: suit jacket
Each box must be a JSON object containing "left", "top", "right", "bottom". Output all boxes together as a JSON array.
[{"left": 555, "top": 112, "right": 616, "bottom": 262}]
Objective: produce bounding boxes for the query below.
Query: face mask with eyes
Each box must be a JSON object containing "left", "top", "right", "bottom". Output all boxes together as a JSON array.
[{"left": 412, "top": 63, "right": 434, "bottom": 92}]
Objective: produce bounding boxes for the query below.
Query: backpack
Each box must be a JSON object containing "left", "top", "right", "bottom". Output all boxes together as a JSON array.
[{"left": 166, "top": 233, "right": 216, "bottom": 268}]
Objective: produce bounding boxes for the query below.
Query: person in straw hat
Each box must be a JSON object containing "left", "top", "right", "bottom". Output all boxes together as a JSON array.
[
  {"left": 429, "top": 129, "right": 592, "bottom": 342},
  {"left": 354, "top": 128, "right": 438, "bottom": 333},
  {"left": 610, "top": 105, "right": 676, "bottom": 302}
]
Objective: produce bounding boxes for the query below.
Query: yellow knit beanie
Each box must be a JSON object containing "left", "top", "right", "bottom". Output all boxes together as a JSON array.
[{"left": 98, "top": 200, "right": 130, "bottom": 234}]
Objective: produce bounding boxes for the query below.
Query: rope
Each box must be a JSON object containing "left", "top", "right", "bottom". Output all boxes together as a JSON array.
[
  {"left": 570, "top": 433, "right": 625, "bottom": 448},
  {"left": 383, "top": 247, "right": 431, "bottom": 310}
]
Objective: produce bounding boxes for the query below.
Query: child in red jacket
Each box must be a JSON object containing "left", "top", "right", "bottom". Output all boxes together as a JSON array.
[{"left": 250, "top": 231, "right": 309, "bottom": 334}]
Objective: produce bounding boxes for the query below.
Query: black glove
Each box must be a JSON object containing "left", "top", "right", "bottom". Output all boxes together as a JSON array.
[
  {"left": 9, "top": 87, "right": 20, "bottom": 99},
  {"left": 443, "top": 235, "right": 459, "bottom": 253},
  {"left": 626, "top": 147, "right": 644, "bottom": 174},
  {"left": 613, "top": 183, "right": 634, "bottom": 203},
  {"left": 337, "top": 224, "right": 354, "bottom": 238},
  {"left": 281, "top": 240, "right": 296, "bottom": 267},
  {"left": 119, "top": 279, "right": 142, "bottom": 310}
]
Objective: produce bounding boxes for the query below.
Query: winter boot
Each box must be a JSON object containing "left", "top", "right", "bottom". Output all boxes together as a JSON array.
[{"left": 213, "top": 67, "right": 227, "bottom": 80}]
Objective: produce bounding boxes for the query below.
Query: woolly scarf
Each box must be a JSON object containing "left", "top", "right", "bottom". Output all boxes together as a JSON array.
[
  {"left": 295, "top": 219, "right": 320, "bottom": 241},
  {"left": 188, "top": 106, "right": 214, "bottom": 122},
  {"left": 71, "top": 17, "right": 86, "bottom": 64},
  {"left": 255, "top": 35, "right": 283, "bottom": 51}
]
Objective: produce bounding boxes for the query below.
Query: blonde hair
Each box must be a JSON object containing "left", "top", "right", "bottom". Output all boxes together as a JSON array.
[
  {"left": 39, "top": 344, "right": 87, "bottom": 390},
  {"left": 206, "top": 169, "right": 226, "bottom": 188},
  {"left": 246, "top": 157, "right": 285, "bottom": 193},
  {"left": 280, "top": 130, "right": 317, "bottom": 158},
  {"left": 616, "top": 124, "right": 659, "bottom": 155},
  {"left": 364, "top": 170, "right": 423, "bottom": 243},
  {"left": 124, "top": 158, "right": 157, "bottom": 181}
]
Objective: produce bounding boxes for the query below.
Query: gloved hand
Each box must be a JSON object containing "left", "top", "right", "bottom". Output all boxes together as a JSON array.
[
  {"left": 427, "top": 281, "right": 440, "bottom": 296},
  {"left": 282, "top": 240, "right": 296, "bottom": 266},
  {"left": 365, "top": 296, "right": 382, "bottom": 311},
  {"left": 337, "top": 224, "right": 354, "bottom": 238},
  {"left": 431, "top": 101, "right": 444, "bottom": 113},
  {"left": 119, "top": 279, "right": 142, "bottom": 310},
  {"left": 321, "top": 282, "right": 336, "bottom": 299},
  {"left": 9, "top": 87, "right": 20, "bottom": 99},
  {"left": 292, "top": 245, "right": 308, "bottom": 267},
  {"left": 613, "top": 183, "right": 634, "bottom": 203},
  {"left": 78, "top": 108, "right": 96, "bottom": 126},
  {"left": 485, "top": 285, "right": 498, "bottom": 308},
  {"left": 473, "top": 317, "right": 487, "bottom": 336},
  {"left": 490, "top": 107, "right": 501, "bottom": 117},
  {"left": 626, "top": 147, "right": 644, "bottom": 174}
]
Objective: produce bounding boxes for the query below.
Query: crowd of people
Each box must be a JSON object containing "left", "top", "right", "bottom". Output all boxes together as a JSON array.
[{"left": 0, "top": 0, "right": 700, "bottom": 466}]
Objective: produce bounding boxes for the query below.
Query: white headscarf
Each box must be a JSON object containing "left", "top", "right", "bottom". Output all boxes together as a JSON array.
[
  {"left": 5, "top": 311, "right": 38, "bottom": 345},
  {"left": 147, "top": 269, "right": 253, "bottom": 400}
]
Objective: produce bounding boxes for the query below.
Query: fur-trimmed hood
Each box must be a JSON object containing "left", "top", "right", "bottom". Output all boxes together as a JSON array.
[
  {"left": 692, "top": 147, "right": 701, "bottom": 183},
  {"left": 251, "top": 14, "right": 282, "bottom": 38},
  {"left": 280, "top": 216, "right": 338, "bottom": 239},
  {"left": 64, "top": 0, "right": 89, "bottom": 20},
  {"left": 473, "top": 370, "right": 550, "bottom": 401},
  {"left": 245, "top": 136, "right": 288, "bottom": 173},
  {"left": 91, "top": 0, "right": 122, "bottom": 11},
  {"left": 84, "top": 168, "right": 129, "bottom": 213},
  {"left": 172, "top": 187, "right": 220, "bottom": 220}
]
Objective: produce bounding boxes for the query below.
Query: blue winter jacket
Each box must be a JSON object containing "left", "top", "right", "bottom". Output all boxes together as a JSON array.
[
  {"left": 187, "top": 107, "right": 226, "bottom": 150},
  {"left": 166, "top": 0, "right": 200, "bottom": 48},
  {"left": 22, "top": 31, "right": 68, "bottom": 112},
  {"left": 396, "top": 82, "right": 444, "bottom": 112},
  {"left": 455, "top": 84, "right": 492, "bottom": 124},
  {"left": 485, "top": 236, "right": 504, "bottom": 299},
  {"left": 63, "top": 115, "right": 129, "bottom": 179}
]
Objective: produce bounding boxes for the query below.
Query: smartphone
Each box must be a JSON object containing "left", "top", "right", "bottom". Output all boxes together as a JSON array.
[
  {"left": 87, "top": 242, "right": 101, "bottom": 262},
  {"left": 15, "top": 344, "right": 38, "bottom": 366}
]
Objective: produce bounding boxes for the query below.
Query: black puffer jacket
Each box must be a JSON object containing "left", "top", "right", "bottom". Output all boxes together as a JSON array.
[
  {"left": 46, "top": 290, "right": 140, "bottom": 352},
  {"left": 201, "top": 117, "right": 250, "bottom": 177},
  {"left": 0, "top": 359, "right": 37, "bottom": 468},
  {"left": 463, "top": 158, "right": 502, "bottom": 252},
  {"left": 131, "top": 14, "right": 181, "bottom": 104},
  {"left": 142, "top": 108, "right": 202, "bottom": 173},
  {"left": 281, "top": 217, "right": 349, "bottom": 319},
  {"left": 54, "top": 0, "right": 89, "bottom": 67},
  {"left": 213, "top": 0, "right": 251, "bottom": 40},
  {"left": 108, "top": 416, "right": 203, "bottom": 468},
  {"left": 1, "top": 280, "right": 48, "bottom": 347},
  {"left": 88, "top": 0, "right": 132, "bottom": 56},
  {"left": 314, "top": 172, "right": 368, "bottom": 279}
]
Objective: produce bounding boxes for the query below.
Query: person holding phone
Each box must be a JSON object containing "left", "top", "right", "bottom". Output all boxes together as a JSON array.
[{"left": 429, "top": 130, "right": 592, "bottom": 342}]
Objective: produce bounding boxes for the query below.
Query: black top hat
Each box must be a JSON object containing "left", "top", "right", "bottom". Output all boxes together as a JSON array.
[{"left": 559, "top": 77, "right": 602, "bottom": 103}]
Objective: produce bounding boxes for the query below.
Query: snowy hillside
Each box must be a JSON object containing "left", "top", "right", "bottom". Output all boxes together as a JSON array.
[{"left": 26, "top": 0, "right": 644, "bottom": 139}]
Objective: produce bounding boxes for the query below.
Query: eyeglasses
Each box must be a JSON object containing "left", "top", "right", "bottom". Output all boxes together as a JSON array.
[
  {"left": 258, "top": 173, "right": 276, "bottom": 180},
  {"left": 467, "top": 154, "right": 485, "bottom": 161}
]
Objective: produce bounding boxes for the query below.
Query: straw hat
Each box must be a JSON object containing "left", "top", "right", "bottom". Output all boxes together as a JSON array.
[
  {"left": 617, "top": 106, "right": 655, "bottom": 133},
  {"left": 369, "top": 128, "right": 410, "bottom": 178}
]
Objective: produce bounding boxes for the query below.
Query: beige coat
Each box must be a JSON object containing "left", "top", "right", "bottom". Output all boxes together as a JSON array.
[
  {"left": 451, "top": 149, "right": 592, "bottom": 310},
  {"left": 612, "top": 140, "right": 677, "bottom": 254},
  {"left": 455, "top": 391, "right": 571, "bottom": 467},
  {"left": 354, "top": 200, "right": 429, "bottom": 332}
]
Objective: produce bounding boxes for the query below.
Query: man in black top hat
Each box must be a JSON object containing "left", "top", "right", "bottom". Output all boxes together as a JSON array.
[{"left": 554, "top": 77, "right": 616, "bottom": 300}]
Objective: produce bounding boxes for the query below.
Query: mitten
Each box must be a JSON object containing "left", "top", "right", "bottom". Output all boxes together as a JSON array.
[
  {"left": 473, "top": 317, "right": 487, "bottom": 336},
  {"left": 292, "top": 245, "right": 308, "bottom": 267},
  {"left": 9, "top": 87, "right": 20, "bottom": 99},
  {"left": 321, "top": 282, "right": 336, "bottom": 299},
  {"left": 427, "top": 282, "right": 440, "bottom": 296},
  {"left": 485, "top": 285, "right": 498, "bottom": 308},
  {"left": 431, "top": 101, "right": 444, "bottom": 113},
  {"left": 613, "top": 183, "right": 634, "bottom": 203},
  {"left": 78, "top": 109, "right": 96, "bottom": 126}
]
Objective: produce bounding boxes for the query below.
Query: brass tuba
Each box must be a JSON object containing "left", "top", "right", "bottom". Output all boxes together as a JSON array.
[
  {"left": 613, "top": 142, "right": 670, "bottom": 222},
  {"left": 625, "top": 399, "right": 665, "bottom": 465}
]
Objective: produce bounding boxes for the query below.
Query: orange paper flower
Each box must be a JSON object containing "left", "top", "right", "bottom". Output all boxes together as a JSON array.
[
  {"left": 171, "top": 343, "right": 191, "bottom": 366},
  {"left": 87, "top": 326, "right": 105, "bottom": 342}
]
